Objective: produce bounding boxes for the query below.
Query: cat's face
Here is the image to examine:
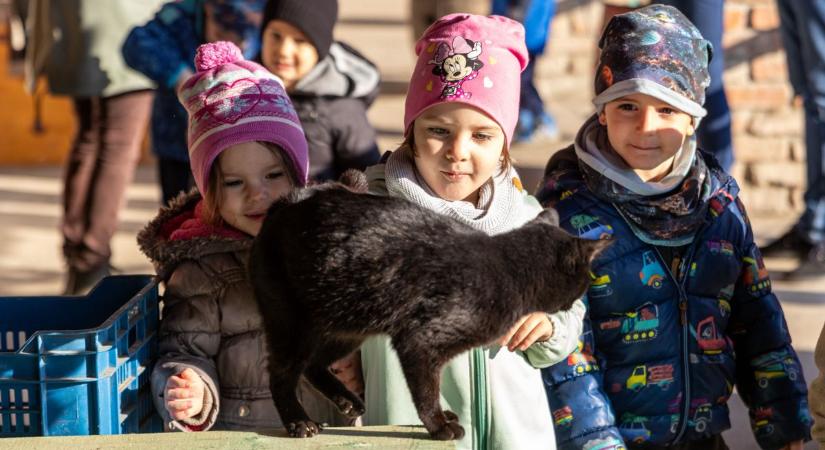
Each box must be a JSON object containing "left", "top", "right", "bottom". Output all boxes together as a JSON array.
[{"left": 534, "top": 211, "right": 611, "bottom": 307}]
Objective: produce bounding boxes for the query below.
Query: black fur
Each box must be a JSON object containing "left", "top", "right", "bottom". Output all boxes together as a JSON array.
[{"left": 249, "top": 177, "right": 607, "bottom": 439}]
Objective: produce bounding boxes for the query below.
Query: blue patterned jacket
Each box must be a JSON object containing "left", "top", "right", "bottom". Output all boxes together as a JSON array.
[
  {"left": 537, "top": 147, "right": 811, "bottom": 450},
  {"left": 122, "top": 0, "right": 205, "bottom": 162}
]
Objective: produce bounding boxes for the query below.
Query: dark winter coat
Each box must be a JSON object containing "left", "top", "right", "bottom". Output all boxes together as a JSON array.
[
  {"left": 137, "top": 190, "right": 349, "bottom": 431},
  {"left": 290, "top": 42, "right": 381, "bottom": 181},
  {"left": 537, "top": 147, "right": 811, "bottom": 450}
]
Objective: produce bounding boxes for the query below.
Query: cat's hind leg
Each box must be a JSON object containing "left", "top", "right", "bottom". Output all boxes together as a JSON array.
[
  {"left": 393, "top": 339, "right": 465, "bottom": 440},
  {"left": 304, "top": 337, "right": 366, "bottom": 419}
]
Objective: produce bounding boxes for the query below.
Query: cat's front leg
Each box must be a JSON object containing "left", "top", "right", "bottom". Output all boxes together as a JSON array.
[{"left": 394, "top": 344, "right": 465, "bottom": 440}]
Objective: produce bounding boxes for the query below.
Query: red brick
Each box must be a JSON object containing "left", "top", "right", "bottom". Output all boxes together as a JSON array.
[
  {"left": 727, "top": 84, "right": 790, "bottom": 111},
  {"left": 738, "top": 185, "right": 794, "bottom": 214},
  {"left": 748, "top": 161, "right": 806, "bottom": 188},
  {"left": 750, "top": 5, "right": 780, "bottom": 31},
  {"left": 747, "top": 110, "right": 803, "bottom": 137},
  {"left": 751, "top": 52, "right": 787, "bottom": 82},
  {"left": 790, "top": 138, "right": 806, "bottom": 162},
  {"left": 724, "top": 5, "right": 749, "bottom": 31},
  {"left": 731, "top": 136, "right": 790, "bottom": 162}
]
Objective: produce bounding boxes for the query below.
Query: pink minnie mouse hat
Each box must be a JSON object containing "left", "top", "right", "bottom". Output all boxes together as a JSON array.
[
  {"left": 178, "top": 41, "right": 309, "bottom": 194},
  {"left": 404, "top": 14, "right": 529, "bottom": 148}
]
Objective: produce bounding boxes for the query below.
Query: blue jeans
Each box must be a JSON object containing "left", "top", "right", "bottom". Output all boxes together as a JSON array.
[
  {"left": 778, "top": 0, "right": 825, "bottom": 243},
  {"left": 654, "top": 0, "right": 734, "bottom": 172},
  {"left": 492, "top": 0, "right": 556, "bottom": 117}
]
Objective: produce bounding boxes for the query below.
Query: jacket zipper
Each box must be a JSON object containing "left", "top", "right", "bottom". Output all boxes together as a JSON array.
[
  {"left": 653, "top": 225, "right": 706, "bottom": 444},
  {"left": 472, "top": 347, "right": 488, "bottom": 450}
]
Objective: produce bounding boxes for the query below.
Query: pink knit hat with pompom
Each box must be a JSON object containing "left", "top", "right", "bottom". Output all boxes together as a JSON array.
[
  {"left": 178, "top": 41, "right": 309, "bottom": 194},
  {"left": 404, "top": 14, "right": 529, "bottom": 149}
]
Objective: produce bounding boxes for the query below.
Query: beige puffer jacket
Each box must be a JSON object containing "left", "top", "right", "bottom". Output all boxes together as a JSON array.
[{"left": 138, "top": 191, "right": 349, "bottom": 431}]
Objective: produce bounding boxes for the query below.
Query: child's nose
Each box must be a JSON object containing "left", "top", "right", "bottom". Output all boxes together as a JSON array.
[
  {"left": 278, "top": 38, "right": 295, "bottom": 56},
  {"left": 446, "top": 134, "right": 471, "bottom": 161},
  {"left": 638, "top": 107, "right": 660, "bottom": 133},
  {"left": 247, "top": 182, "right": 269, "bottom": 201}
]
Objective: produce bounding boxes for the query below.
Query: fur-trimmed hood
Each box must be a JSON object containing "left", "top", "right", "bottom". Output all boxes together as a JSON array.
[{"left": 137, "top": 189, "right": 252, "bottom": 278}]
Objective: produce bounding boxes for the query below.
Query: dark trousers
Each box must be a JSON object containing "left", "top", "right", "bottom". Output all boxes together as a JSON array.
[
  {"left": 62, "top": 90, "right": 153, "bottom": 271},
  {"left": 158, "top": 158, "right": 195, "bottom": 206},
  {"left": 654, "top": 0, "right": 734, "bottom": 172},
  {"left": 778, "top": 0, "right": 825, "bottom": 243}
]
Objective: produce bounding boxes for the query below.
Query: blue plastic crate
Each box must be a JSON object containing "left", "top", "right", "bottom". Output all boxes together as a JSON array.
[{"left": 0, "top": 275, "right": 161, "bottom": 437}]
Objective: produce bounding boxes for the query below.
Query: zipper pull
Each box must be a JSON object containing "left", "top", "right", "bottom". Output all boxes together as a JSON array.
[{"left": 679, "top": 301, "right": 687, "bottom": 326}]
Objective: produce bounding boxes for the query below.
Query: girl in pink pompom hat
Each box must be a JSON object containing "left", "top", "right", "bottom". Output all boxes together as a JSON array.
[
  {"left": 358, "top": 14, "right": 585, "bottom": 450},
  {"left": 136, "top": 41, "right": 355, "bottom": 432}
]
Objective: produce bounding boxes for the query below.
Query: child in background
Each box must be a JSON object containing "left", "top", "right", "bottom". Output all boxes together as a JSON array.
[
  {"left": 257, "top": 0, "right": 381, "bottom": 182},
  {"left": 123, "top": 0, "right": 266, "bottom": 205},
  {"left": 137, "top": 42, "right": 352, "bottom": 431},
  {"left": 538, "top": 6, "right": 810, "bottom": 449},
  {"left": 359, "top": 14, "right": 585, "bottom": 450}
]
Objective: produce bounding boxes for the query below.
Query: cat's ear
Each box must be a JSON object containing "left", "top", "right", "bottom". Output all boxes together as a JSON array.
[
  {"left": 338, "top": 169, "right": 368, "bottom": 193},
  {"left": 579, "top": 238, "right": 612, "bottom": 263},
  {"left": 536, "top": 208, "right": 560, "bottom": 227}
]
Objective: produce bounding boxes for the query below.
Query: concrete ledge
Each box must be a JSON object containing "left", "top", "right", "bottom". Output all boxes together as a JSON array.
[{"left": 1, "top": 426, "right": 455, "bottom": 449}]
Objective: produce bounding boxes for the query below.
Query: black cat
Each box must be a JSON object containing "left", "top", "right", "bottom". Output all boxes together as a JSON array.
[{"left": 248, "top": 175, "right": 607, "bottom": 440}]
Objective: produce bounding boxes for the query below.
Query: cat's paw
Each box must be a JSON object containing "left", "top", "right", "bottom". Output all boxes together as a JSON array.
[
  {"left": 286, "top": 420, "right": 323, "bottom": 438},
  {"left": 333, "top": 396, "right": 366, "bottom": 418},
  {"left": 429, "top": 421, "right": 465, "bottom": 440},
  {"left": 443, "top": 410, "right": 459, "bottom": 422}
]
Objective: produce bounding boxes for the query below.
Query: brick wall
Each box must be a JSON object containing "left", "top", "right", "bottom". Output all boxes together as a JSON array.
[{"left": 542, "top": 0, "right": 805, "bottom": 215}]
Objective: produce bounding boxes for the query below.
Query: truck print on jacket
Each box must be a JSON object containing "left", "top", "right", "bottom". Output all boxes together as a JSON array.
[{"left": 537, "top": 147, "right": 811, "bottom": 449}]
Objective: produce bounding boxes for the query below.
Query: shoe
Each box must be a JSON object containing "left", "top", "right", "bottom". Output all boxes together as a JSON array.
[
  {"left": 514, "top": 110, "right": 560, "bottom": 143},
  {"left": 514, "top": 109, "right": 537, "bottom": 143},
  {"left": 534, "top": 112, "right": 560, "bottom": 141},
  {"left": 760, "top": 228, "right": 812, "bottom": 259},
  {"left": 787, "top": 241, "right": 825, "bottom": 279},
  {"left": 63, "top": 264, "right": 112, "bottom": 295}
]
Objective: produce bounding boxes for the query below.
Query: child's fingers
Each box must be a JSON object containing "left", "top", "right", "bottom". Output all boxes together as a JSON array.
[
  {"left": 514, "top": 325, "right": 548, "bottom": 351},
  {"left": 506, "top": 315, "right": 542, "bottom": 350},
  {"left": 167, "top": 398, "right": 193, "bottom": 411},
  {"left": 167, "top": 375, "right": 189, "bottom": 389},
  {"left": 165, "top": 387, "right": 192, "bottom": 400},
  {"left": 179, "top": 367, "right": 199, "bottom": 380},
  {"left": 499, "top": 316, "right": 528, "bottom": 347}
]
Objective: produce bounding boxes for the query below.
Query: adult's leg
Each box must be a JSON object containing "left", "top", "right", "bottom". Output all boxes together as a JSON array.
[
  {"left": 763, "top": 1, "right": 825, "bottom": 272},
  {"left": 63, "top": 90, "right": 153, "bottom": 293},
  {"left": 657, "top": 0, "right": 734, "bottom": 171},
  {"left": 777, "top": 1, "right": 825, "bottom": 243},
  {"left": 790, "top": 1, "right": 825, "bottom": 245},
  {"left": 62, "top": 97, "right": 99, "bottom": 270}
]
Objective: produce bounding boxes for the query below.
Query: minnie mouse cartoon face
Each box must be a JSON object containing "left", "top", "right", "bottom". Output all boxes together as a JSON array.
[{"left": 429, "top": 36, "right": 484, "bottom": 100}]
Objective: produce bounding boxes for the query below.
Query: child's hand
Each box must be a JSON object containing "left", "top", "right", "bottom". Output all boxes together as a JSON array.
[
  {"left": 781, "top": 440, "right": 803, "bottom": 450},
  {"left": 330, "top": 352, "right": 364, "bottom": 395},
  {"left": 164, "top": 368, "right": 205, "bottom": 421},
  {"left": 498, "top": 312, "right": 554, "bottom": 352}
]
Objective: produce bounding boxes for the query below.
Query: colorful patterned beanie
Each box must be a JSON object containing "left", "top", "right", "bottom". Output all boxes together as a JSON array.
[
  {"left": 404, "top": 14, "right": 529, "bottom": 149},
  {"left": 178, "top": 41, "right": 309, "bottom": 194},
  {"left": 594, "top": 4, "right": 712, "bottom": 119}
]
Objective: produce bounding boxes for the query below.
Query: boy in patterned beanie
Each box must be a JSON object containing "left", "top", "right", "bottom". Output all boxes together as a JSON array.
[{"left": 536, "top": 5, "right": 811, "bottom": 450}]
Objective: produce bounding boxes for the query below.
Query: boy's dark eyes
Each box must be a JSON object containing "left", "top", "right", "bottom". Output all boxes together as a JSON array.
[{"left": 617, "top": 103, "right": 637, "bottom": 111}]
